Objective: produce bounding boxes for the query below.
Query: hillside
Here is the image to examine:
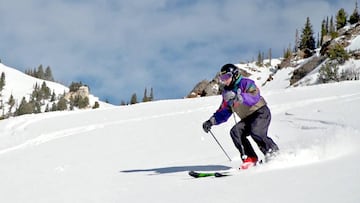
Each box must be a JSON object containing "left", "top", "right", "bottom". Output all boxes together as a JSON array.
[
  {"left": 188, "top": 23, "right": 360, "bottom": 98},
  {"left": 0, "top": 63, "right": 113, "bottom": 117},
  {"left": 0, "top": 79, "right": 359, "bottom": 202}
]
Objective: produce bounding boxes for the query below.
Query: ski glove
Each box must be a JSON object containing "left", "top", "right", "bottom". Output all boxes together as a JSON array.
[
  {"left": 202, "top": 117, "right": 216, "bottom": 133},
  {"left": 223, "top": 89, "right": 243, "bottom": 105}
]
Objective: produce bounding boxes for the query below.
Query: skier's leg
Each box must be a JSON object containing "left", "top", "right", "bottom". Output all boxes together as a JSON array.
[
  {"left": 230, "top": 122, "right": 257, "bottom": 159},
  {"left": 249, "top": 106, "right": 279, "bottom": 155}
]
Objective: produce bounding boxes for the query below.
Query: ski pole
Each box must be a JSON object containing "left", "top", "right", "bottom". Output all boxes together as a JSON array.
[{"left": 209, "top": 130, "right": 232, "bottom": 162}]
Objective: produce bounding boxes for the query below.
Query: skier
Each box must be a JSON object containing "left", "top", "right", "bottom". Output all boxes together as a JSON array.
[{"left": 202, "top": 63, "right": 279, "bottom": 169}]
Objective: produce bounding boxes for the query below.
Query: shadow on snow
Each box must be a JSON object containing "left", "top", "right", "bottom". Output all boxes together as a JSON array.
[{"left": 120, "top": 165, "right": 231, "bottom": 175}]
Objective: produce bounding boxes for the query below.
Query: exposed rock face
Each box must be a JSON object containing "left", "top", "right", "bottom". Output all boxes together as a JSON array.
[
  {"left": 290, "top": 56, "right": 326, "bottom": 85},
  {"left": 65, "top": 86, "right": 90, "bottom": 100},
  {"left": 187, "top": 79, "right": 220, "bottom": 98}
]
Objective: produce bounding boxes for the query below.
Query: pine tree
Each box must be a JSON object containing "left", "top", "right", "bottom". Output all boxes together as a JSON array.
[
  {"left": 57, "top": 96, "right": 68, "bottom": 111},
  {"left": 336, "top": 8, "right": 348, "bottom": 30},
  {"left": 130, "top": 93, "right": 137, "bottom": 105},
  {"left": 93, "top": 101, "right": 100, "bottom": 109},
  {"left": 50, "top": 91, "right": 56, "bottom": 102},
  {"left": 0, "top": 72, "right": 5, "bottom": 92},
  {"left": 299, "top": 17, "right": 316, "bottom": 51},
  {"left": 349, "top": 1, "right": 360, "bottom": 24},
  {"left": 318, "top": 62, "right": 340, "bottom": 83},
  {"left": 329, "top": 16, "right": 338, "bottom": 38},
  {"left": 256, "top": 51, "right": 263, "bottom": 66},
  {"left": 150, "top": 88, "right": 154, "bottom": 101},
  {"left": 7, "top": 94, "right": 15, "bottom": 114},
  {"left": 320, "top": 19, "right": 327, "bottom": 45},
  {"left": 294, "top": 29, "right": 299, "bottom": 52},
  {"left": 37, "top": 65, "right": 45, "bottom": 79},
  {"left": 142, "top": 88, "right": 149, "bottom": 102},
  {"left": 16, "top": 97, "right": 34, "bottom": 116},
  {"left": 40, "top": 81, "right": 51, "bottom": 100},
  {"left": 44, "top": 66, "right": 54, "bottom": 81}
]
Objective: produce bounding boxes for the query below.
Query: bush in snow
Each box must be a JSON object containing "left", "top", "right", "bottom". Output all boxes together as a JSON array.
[{"left": 318, "top": 61, "right": 340, "bottom": 83}]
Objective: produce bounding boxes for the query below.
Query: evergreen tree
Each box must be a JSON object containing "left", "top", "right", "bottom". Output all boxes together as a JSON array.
[
  {"left": 318, "top": 62, "right": 340, "bottom": 83},
  {"left": 51, "top": 102, "right": 58, "bottom": 111},
  {"left": 320, "top": 19, "right": 327, "bottom": 45},
  {"left": 256, "top": 51, "right": 263, "bottom": 66},
  {"left": 329, "top": 16, "right": 338, "bottom": 38},
  {"left": 130, "top": 93, "right": 138, "bottom": 105},
  {"left": 45, "top": 104, "right": 50, "bottom": 112},
  {"left": 50, "top": 91, "right": 56, "bottom": 102},
  {"left": 40, "top": 81, "right": 51, "bottom": 100},
  {"left": 283, "top": 47, "right": 292, "bottom": 59},
  {"left": 142, "top": 88, "right": 149, "bottom": 102},
  {"left": 57, "top": 96, "right": 68, "bottom": 111},
  {"left": 294, "top": 29, "right": 299, "bottom": 52},
  {"left": 69, "top": 81, "right": 83, "bottom": 92},
  {"left": 0, "top": 72, "right": 5, "bottom": 91},
  {"left": 16, "top": 97, "right": 34, "bottom": 116},
  {"left": 336, "top": 8, "right": 348, "bottom": 30},
  {"left": 93, "top": 101, "right": 100, "bottom": 109},
  {"left": 44, "top": 66, "right": 54, "bottom": 81},
  {"left": 299, "top": 17, "right": 316, "bottom": 51},
  {"left": 37, "top": 65, "right": 45, "bottom": 79},
  {"left": 326, "top": 16, "right": 329, "bottom": 33},
  {"left": 328, "top": 43, "right": 349, "bottom": 64},
  {"left": 77, "top": 96, "right": 89, "bottom": 109},
  {"left": 150, "top": 88, "right": 154, "bottom": 101},
  {"left": 349, "top": 1, "right": 360, "bottom": 24},
  {"left": 7, "top": 94, "right": 15, "bottom": 114}
]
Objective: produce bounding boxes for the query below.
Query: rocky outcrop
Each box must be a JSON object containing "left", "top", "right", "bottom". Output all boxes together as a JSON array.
[
  {"left": 290, "top": 56, "right": 326, "bottom": 85},
  {"left": 65, "top": 86, "right": 89, "bottom": 101}
]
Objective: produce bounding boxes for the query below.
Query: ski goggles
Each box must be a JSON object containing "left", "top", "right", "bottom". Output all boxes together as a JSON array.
[{"left": 219, "top": 72, "right": 233, "bottom": 82}]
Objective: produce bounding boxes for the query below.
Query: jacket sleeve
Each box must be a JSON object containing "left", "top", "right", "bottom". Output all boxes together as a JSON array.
[
  {"left": 212, "top": 99, "right": 233, "bottom": 125},
  {"left": 238, "top": 79, "right": 261, "bottom": 106}
]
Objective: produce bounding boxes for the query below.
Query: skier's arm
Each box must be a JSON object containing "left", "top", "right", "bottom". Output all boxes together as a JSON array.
[
  {"left": 212, "top": 100, "right": 232, "bottom": 125},
  {"left": 238, "top": 80, "right": 261, "bottom": 106}
]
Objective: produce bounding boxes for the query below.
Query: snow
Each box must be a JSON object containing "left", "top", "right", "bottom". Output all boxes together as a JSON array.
[
  {"left": 347, "top": 35, "right": 360, "bottom": 51},
  {"left": 0, "top": 78, "right": 360, "bottom": 202}
]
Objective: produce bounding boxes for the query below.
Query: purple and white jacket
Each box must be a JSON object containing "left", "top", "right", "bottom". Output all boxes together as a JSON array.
[{"left": 212, "top": 76, "right": 267, "bottom": 124}]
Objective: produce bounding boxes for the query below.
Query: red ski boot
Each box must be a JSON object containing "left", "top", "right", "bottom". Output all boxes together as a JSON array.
[{"left": 240, "top": 157, "right": 258, "bottom": 170}]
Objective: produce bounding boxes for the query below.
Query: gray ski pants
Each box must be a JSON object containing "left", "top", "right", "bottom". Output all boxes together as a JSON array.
[{"left": 230, "top": 105, "right": 279, "bottom": 159}]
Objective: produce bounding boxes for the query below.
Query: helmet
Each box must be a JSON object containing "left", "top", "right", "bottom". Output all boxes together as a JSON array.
[{"left": 219, "top": 64, "right": 240, "bottom": 85}]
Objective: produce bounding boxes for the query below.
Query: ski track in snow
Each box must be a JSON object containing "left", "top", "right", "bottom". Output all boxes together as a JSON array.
[{"left": 270, "top": 92, "right": 360, "bottom": 115}]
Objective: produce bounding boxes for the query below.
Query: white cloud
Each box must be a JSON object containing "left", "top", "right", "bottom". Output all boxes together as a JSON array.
[{"left": 0, "top": 0, "right": 356, "bottom": 103}]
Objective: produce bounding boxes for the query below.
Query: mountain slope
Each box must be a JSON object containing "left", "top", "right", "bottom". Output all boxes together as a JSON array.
[
  {"left": 0, "top": 80, "right": 359, "bottom": 203},
  {"left": 0, "top": 63, "right": 113, "bottom": 114}
]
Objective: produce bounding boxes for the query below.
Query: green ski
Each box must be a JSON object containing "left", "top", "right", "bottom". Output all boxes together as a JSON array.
[{"left": 188, "top": 170, "right": 231, "bottom": 178}]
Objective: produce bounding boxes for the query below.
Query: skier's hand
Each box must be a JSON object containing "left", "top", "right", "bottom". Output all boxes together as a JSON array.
[
  {"left": 235, "top": 89, "right": 243, "bottom": 104},
  {"left": 223, "top": 91, "right": 236, "bottom": 103},
  {"left": 202, "top": 119, "right": 214, "bottom": 133},
  {"left": 223, "top": 90, "right": 243, "bottom": 105}
]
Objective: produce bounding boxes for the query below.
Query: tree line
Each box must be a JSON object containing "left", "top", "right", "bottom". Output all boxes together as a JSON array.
[
  {"left": 255, "top": 2, "right": 360, "bottom": 66},
  {"left": 25, "top": 65, "right": 55, "bottom": 82},
  {"left": 120, "top": 87, "right": 154, "bottom": 105},
  {"left": 293, "top": 3, "right": 359, "bottom": 83}
]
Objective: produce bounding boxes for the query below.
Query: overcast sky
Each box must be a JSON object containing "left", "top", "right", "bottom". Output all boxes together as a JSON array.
[{"left": 0, "top": 0, "right": 355, "bottom": 104}]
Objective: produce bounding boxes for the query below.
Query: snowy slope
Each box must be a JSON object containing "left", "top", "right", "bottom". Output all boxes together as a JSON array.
[
  {"left": 0, "top": 80, "right": 359, "bottom": 203},
  {"left": 0, "top": 63, "right": 113, "bottom": 111}
]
